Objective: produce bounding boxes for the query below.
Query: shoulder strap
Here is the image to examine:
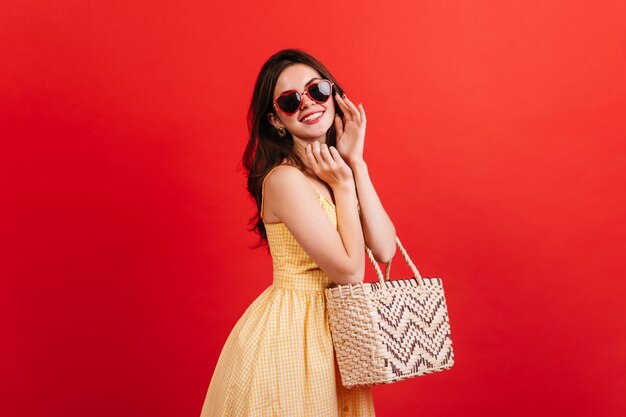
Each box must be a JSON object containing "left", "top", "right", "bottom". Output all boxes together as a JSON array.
[
  {"left": 302, "top": 176, "right": 323, "bottom": 198},
  {"left": 261, "top": 165, "right": 283, "bottom": 220}
]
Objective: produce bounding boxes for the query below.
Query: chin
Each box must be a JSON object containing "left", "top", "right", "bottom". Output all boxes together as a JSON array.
[{"left": 314, "top": 116, "right": 335, "bottom": 136}]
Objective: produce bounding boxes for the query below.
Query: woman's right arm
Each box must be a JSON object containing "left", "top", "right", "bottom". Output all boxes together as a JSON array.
[
  {"left": 264, "top": 145, "right": 365, "bottom": 285},
  {"left": 323, "top": 180, "right": 365, "bottom": 284}
]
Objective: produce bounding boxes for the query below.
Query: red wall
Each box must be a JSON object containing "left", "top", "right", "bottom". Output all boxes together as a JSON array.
[{"left": 2, "top": 1, "right": 625, "bottom": 416}]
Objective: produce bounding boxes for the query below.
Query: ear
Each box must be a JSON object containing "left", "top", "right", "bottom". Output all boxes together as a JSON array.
[{"left": 267, "top": 112, "right": 285, "bottom": 130}]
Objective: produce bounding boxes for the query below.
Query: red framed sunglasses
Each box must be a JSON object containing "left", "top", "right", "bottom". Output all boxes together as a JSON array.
[{"left": 273, "top": 79, "right": 335, "bottom": 115}]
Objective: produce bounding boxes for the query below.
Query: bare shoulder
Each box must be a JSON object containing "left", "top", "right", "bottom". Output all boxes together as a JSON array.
[
  {"left": 263, "top": 165, "right": 317, "bottom": 223},
  {"left": 265, "top": 165, "right": 307, "bottom": 196}
]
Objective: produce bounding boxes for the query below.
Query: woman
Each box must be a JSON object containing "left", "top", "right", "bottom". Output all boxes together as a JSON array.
[{"left": 200, "top": 48, "right": 396, "bottom": 417}]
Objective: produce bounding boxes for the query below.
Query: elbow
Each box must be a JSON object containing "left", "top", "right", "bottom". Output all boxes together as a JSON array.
[
  {"left": 372, "top": 241, "right": 397, "bottom": 264},
  {"left": 333, "top": 274, "right": 364, "bottom": 286},
  {"left": 378, "top": 228, "right": 398, "bottom": 263},
  {"left": 367, "top": 227, "right": 397, "bottom": 264},
  {"left": 330, "top": 263, "right": 365, "bottom": 286},
  {"left": 345, "top": 272, "right": 365, "bottom": 286}
]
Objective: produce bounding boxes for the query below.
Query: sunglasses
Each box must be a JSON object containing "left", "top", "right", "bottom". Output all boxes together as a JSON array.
[{"left": 273, "top": 79, "right": 335, "bottom": 115}]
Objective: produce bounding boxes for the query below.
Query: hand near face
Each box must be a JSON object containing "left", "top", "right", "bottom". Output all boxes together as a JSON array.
[
  {"left": 334, "top": 93, "right": 366, "bottom": 166},
  {"left": 305, "top": 141, "right": 354, "bottom": 190}
]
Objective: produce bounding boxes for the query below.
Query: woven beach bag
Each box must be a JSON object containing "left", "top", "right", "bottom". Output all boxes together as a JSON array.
[{"left": 324, "top": 236, "right": 455, "bottom": 388}]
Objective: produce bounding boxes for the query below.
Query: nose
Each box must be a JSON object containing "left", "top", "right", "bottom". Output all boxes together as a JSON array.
[{"left": 301, "top": 91, "right": 317, "bottom": 109}]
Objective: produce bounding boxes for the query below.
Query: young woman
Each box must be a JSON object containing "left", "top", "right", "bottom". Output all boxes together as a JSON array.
[{"left": 200, "top": 48, "right": 396, "bottom": 417}]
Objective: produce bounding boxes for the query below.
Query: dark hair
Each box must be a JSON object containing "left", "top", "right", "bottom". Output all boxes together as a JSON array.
[{"left": 241, "top": 48, "right": 346, "bottom": 249}]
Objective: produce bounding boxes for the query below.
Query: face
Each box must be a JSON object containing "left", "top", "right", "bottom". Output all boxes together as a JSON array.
[{"left": 268, "top": 63, "right": 336, "bottom": 143}]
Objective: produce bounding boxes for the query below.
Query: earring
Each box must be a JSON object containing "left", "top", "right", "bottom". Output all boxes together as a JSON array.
[{"left": 277, "top": 127, "right": 287, "bottom": 137}]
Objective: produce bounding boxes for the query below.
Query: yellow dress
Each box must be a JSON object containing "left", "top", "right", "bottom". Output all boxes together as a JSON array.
[{"left": 200, "top": 166, "right": 376, "bottom": 417}]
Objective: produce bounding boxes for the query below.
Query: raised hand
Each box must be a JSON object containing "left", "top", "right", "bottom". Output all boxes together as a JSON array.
[
  {"left": 305, "top": 141, "right": 354, "bottom": 190},
  {"left": 333, "top": 93, "right": 367, "bottom": 166}
]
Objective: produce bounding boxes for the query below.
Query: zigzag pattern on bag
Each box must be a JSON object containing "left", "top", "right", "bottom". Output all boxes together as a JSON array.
[
  {"left": 326, "top": 276, "right": 455, "bottom": 388},
  {"left": 373, "top": 283, "right": 454, "bottom": 376}
]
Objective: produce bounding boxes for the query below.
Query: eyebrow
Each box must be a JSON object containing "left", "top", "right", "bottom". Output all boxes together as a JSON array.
[{"left": 279, "top": 77, "right": 321, "bottom": 95}]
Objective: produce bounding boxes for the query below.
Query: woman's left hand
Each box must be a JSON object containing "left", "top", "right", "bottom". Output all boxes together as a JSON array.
[{"left": 333, "top": 93, "right": 366, "bottom": 167}]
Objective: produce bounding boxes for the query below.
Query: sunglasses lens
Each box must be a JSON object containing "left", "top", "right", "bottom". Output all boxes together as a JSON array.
[
  {"left": 309, "top": 80, "right": 332, "bottom": 102},
  {"left": 277, "top": 92, "right": 301, "bottom": 114}
]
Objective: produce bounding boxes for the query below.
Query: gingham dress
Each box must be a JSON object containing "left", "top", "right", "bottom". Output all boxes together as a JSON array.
[{"left": 199, "top": 165, "right": 376, "bottom": 417}]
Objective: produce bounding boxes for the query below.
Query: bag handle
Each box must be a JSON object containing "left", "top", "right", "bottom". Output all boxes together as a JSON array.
[{"left": 365, "top": 236, "right": 424, "bottom": 287}]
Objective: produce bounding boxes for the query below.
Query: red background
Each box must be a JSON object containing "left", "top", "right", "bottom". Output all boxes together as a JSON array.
[{"left": 2, "top": 1, "right": 625, "bottom": 416}]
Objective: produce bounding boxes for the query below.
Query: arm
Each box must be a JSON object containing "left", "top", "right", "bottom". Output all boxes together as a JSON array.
[
  {"left": 333, "top": 93, "right": 396, "bottom": 263},
  {"left": 331, "top": 180, "right": 366, "bottom": 282},
  {"left": 264, "top": 160, "right": 364, "bottom": 285},
  {"left": 350, "top": 160, "right": 396, "bottom": 263}
]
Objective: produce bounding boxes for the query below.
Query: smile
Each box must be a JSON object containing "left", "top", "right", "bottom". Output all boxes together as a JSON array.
[{"left": 300, "top": 111, "right": 324, "bottom": 123}]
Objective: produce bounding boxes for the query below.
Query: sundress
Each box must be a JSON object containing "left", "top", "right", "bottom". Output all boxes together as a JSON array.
[{"left": 199, "top": 165, "right": 376, "bottom": 416}]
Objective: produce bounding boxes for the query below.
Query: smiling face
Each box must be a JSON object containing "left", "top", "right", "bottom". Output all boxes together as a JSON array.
[{"left": 267, "top": 63, "right": 336, "bottom": 144}]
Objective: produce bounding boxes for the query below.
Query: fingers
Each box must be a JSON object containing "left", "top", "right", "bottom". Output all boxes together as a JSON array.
[
  {"left": 306, "top": 142, "right": 336, "bottom": 168},
  {"left": 334, "top": 115, "right": 343, "bottom": 137},
  {"left": 328, "top": 145, "right": 347, "bottom": 166},
  {"left": 334, "top": 93, "right": 354, "bottom": 123},
  {"left": 306, "top": 142, "right": 349, "bottom": 187},
  {"left": 305, "top": 142, "right": 317, "bottom": 169},
  {"left": 341, "top": 95, "right": 362, "bottom": 124},
  {"left": 320, "top": 143, "right": 335, "bottom": 165},
  {"left": 357, "top": 103, "right": 366, "bottom": 125},
  {"left": 335, "top": 92, "right": 365, "bottom": 125}
]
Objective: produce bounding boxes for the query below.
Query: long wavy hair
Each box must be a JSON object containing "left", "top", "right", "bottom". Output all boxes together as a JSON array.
[{"left": 241, "top": 49, "right": 346, "bottom": 249}]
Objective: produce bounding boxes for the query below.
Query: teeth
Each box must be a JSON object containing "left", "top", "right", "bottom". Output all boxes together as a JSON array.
[{"left": 302, "top": 111, "right": 323, "bottom": 122}]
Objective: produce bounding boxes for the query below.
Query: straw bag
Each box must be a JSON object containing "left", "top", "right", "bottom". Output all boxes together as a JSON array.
[{"left": 324, "top": 236, "right": 455, "bottom": 388}]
